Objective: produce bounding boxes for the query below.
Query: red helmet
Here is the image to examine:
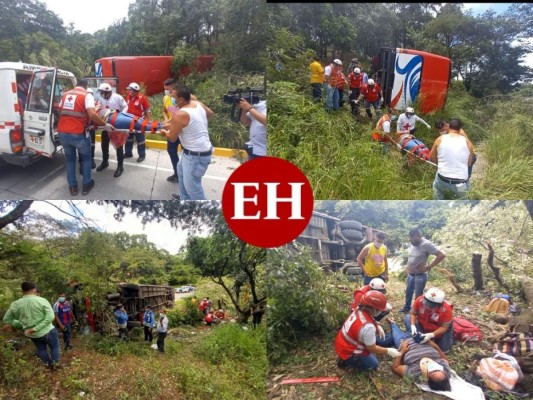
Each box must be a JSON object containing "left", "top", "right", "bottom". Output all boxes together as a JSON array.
[{"left": 360, "top": 290, "right": 387, "bottom": 312}]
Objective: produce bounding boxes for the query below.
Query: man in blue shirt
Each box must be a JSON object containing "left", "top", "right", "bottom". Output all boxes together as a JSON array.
[
  {"left": 142, "top": 305, "right": 155, "bottom": 343},
  {"left": 53, "top": 292, "right": 76, "bottom": 350},
  {"left": 114, "top": 304, "right": 129, "bottom": 339}
]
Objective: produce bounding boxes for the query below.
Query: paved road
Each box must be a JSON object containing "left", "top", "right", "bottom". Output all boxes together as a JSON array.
[
  {"left": 0, "top": 148, "right": 241, "bottom": 200},
  {"left": 175, "top": 291, "right": 195, "bottom": 301}
]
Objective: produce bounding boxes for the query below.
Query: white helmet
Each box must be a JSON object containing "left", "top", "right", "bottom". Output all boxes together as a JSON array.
[
  {"left": 98, "top": 83, "right": 112, "bottom": 92},
  {"left": 127, "top": 82, "right": 140, "bottom": 91},
  {"left": 424, "top": 287, "right": 445, "bottom": 305},
  {"left": 367, "top": 78, "right": 375, "bottom": 85},
  {"left": 369, "top": 278, "right": 386, "bottom": 292},
  {"left": 405, "top": 106, "right": 415, "bottom": 114},
  {"left": 354, "top": 68, "right": 361, "bottom": 74},
  {"left": 333, "top": 59, "right": 342, "bottom": 66}
]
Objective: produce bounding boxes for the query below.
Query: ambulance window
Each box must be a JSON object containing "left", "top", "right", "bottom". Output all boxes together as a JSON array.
[{"left": 28, "top": 71, "right": 55, "bottom": 113}]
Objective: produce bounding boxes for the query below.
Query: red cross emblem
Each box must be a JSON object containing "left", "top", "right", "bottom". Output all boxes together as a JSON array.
[
  {"left": 403, "top": 123, "right": 410, "bottom": 130},
  {"left": 430, "top": 292, "right": 436, "bottom": 297},
  {"left": 68, "top": 96, "right": 74, "bottom": 102}
]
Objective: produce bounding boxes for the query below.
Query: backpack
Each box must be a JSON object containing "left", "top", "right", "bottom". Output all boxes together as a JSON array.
[
  {"left": 485, "top": 298, "right": 509, "bottom": 314},
  {"left": 453, "top": 316, "right": 483, "bottom": 342}
]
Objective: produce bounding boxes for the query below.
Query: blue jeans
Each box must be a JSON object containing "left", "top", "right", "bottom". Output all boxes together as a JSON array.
[
  {"left": 338, "top": 353, "right": 379, "bottom": 370},
  {"left": 433, "top": 173, "right": 471, "bottom": 200},
  {"left": 30, "top": 328, "right": 60, "bottom": 366},
  {"left": 402, "top": 273, "right": 428, "bottom": 311},
  {"left": 125, "top": 132, "right": 146, "bottom": 157},
  {"left": 59, "top": 133, "right": 92, "bottom": 187},
  {"left": 177, "top": 151, "right": 212, "bottom": 200},
  {"left": 404, "top": 314, "right": 454, "bottom": 353},
  {"left": 167, "top": 138, "right": 180, "bottom": 178},
  {"left": 326, "top": 85, "right": 339, "bottom": 111}
]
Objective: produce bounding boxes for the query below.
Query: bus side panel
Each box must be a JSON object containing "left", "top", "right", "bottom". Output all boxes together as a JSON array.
[
  {"left": 390, "top": 53, "right": 423, "bottom": 111},
  {"left": 113, "top": 57, "right": 173, "bottom": 96},
  {"left": 417, "top": 56, "right": 451, "bottom": 113}
]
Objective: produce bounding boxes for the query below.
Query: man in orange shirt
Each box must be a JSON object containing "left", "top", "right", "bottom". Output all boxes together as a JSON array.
[{"left": 125, "top": 82, "right": 151, "bottom": 162}]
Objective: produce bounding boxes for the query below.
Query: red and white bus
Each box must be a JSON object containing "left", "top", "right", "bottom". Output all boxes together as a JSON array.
[{"left": 378, "top": 48, "right": 451, "bottom": 113}]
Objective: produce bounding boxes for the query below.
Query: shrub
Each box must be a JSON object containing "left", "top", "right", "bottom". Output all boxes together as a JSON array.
[
  {"left": 266, "top": 244, "right": 349, "bottom": 364},
  {"left": 167, "top": 298, "right": 204, "bottom": 327},
  {"left": 195, "top": 323, "right": 266, "bottom": 364}
]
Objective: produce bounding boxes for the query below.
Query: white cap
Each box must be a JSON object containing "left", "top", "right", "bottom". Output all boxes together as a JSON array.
[
  {"left": 406, "top": 106, "right": 415, "bottom": 113},
  {"left": 354, "top": 68, "right": 361, "bottom": 74},
  {"left": 127, "top": 82, "right": 140, "bottom": 91},
  {"left": 424, "top": 287, "right": 445, "bottom": 304},
  {"left": 98, "top": 83, "right": 112, "bottom": 92},
  {"left": 367, "top": 78, "right": 375, "bottom": 85},
  {"left": 369, "top": 278, "right": 386, "bottom": 291},
  {"left": 333, "top": 59, "right": 343, "bottom": 66}
]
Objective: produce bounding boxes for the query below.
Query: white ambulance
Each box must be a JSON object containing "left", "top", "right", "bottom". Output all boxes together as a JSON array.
[{"left": 0, "top": 62, "right": 77, "bottom": 166}]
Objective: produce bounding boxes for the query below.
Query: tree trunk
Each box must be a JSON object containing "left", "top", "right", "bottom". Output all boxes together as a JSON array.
[
  {"left": 524, "top": 200, "right": 533, "bottom": 221},
  {"left": 521, "top": 277, "right": 533, "bottom": 309},
  {"left": 0, "top": 200, "right": 33, "bottom": 229},
  {"left": 486, "top": 243, "right": 509, "bottom": 290},
  {"left": 472, "top": 253, "right": 484, "bottom": 290}
]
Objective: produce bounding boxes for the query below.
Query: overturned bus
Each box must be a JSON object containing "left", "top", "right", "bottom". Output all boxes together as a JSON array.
[{"left": 294, "top": 211, "right": 387, "bottom": 281}]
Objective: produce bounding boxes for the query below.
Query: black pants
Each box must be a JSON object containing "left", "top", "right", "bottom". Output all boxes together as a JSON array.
[
  {"left": 101, "top": 130, "right": 124, "bottom": 167},
  {"left": 252, "top": 312, "right": 264, "bottom": 329},
  {"left": 118, "top": 326, "right": 128, "bottom": 338},
  {"left": 157, "top": 331, "right": 167, "bottom": 352},
  {"left": 338, "top": 89, "right": 345, "bottom": 107},
  {"left": 311, "top": 83, "right": 322, "bottom": 101},
  {"left": 349, "top": 88, "right": 360, "bottom": 114},
  {"left": 144, "top": 326, "right": 153, "bottom": 342}
]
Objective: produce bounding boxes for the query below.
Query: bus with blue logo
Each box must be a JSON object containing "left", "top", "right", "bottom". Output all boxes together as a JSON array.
[{"left": 377, "top": 48, "right": 451, "bottom": 114}]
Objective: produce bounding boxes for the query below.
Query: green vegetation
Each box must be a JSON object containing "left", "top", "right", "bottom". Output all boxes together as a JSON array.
[
  {"left": 0, "top": 201, "right": 267, "bottom": 400},
  {"left": 267, "top": 200, "right": 533, "bottom": 399}
]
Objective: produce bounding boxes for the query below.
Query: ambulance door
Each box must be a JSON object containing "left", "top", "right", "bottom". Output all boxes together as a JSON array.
[{"left": 22, "top": 69, "right": 58, "bottom": 157}]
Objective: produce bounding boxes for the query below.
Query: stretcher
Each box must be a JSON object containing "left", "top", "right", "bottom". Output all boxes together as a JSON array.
[{"left": 372, "top": 130, "right": 437, "bottom": 167}]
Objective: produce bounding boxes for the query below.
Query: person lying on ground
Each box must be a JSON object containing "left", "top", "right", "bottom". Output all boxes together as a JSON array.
[{"left": 384, "top": 317, "right": 452, "bottom": 391}]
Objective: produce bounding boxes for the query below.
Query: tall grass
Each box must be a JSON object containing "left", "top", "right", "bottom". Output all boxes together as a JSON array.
[{"left": 268, "top": 79, "right": 533, "bottom": 199}]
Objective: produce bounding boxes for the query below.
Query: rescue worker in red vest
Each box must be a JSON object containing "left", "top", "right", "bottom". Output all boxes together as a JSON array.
[
  {"left": 337, "top": 71, "right": 347, "bottom": 108},
  {"left": 77, "top": 87, "right": 97, "bottom": 173},
  {"left": 350, "top": 278, "right": 390, "bottom": 318},
  {"left": 57, "top": 78, "right": 114, "bottom": 196},
  {"left": 125, "top": 82, "right": 151, "bottom": 163},
  {"left": 336, "top": 291, "right": 401, "bottom": 370},
  {"left": 348, "top": 67, "right": 368, "bottom": 115},
  {"left": 324, "top": 59, "right": 343, "bottom": 112},
  {"left": 215, "top": 309, "right": 226, "bottom": 321},
  {"left": 405, "top": 287, "right": 454, "bottom": 353},
  {"left": 353, "top": 78, "right": 383, "bottom": 119}
]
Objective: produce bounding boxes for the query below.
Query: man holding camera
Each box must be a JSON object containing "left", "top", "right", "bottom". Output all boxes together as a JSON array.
[{"left": 239, "top": 98, "right": 267, "bottom": 160}]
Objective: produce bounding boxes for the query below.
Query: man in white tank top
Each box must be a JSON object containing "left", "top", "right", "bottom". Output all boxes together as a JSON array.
[
  {"left": 161, "top": 84, "right": 214, "bottom": 200},
  {"left": 429, "top": 118, "right": 475, "bottom": 199}
]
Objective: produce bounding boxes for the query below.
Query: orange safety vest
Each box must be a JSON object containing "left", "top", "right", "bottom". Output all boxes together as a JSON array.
[
  {"left": 361, "top": 83, "right": 382, "bottom": 102},
  {"left": 349, "top": 72, "right": 364, "bottom": 89},
  {"left": 413, "top": 295, "right": 453, "bottom": 335},
  {"left": 351, "top": 285, "right": 371, "bottom": 311},
  {"left": 335, "top": 309, "right": 377, "bottom": 359},
  {"left": 337, "top": 73, "right": 347, "bottom": 89},
  {"left": 57, "top": 88, "right": 88, "bottom": 134},
  {"left": 329, "top": 64, "right": 341, "bottom": 87}
]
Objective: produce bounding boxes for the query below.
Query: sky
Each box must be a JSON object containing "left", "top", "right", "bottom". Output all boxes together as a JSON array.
[
  {"left": 30, "top": 201, "right": 209, "bottom": 254},
  {"left": 44, "top": 0, "right": 135, "bottom": 34}
]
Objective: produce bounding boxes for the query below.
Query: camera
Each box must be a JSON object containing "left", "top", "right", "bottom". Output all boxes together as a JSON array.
[{"left": 223, "top": 88, "right": 264, "bottom": 122}]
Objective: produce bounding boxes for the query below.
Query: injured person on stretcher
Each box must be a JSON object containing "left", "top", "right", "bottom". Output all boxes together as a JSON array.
[
  {"left": 93, "top": 108, "right": 164, "bottom": 149},
  {"left": 373, "top": 113, "right": 432, "bottom": 163}
]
